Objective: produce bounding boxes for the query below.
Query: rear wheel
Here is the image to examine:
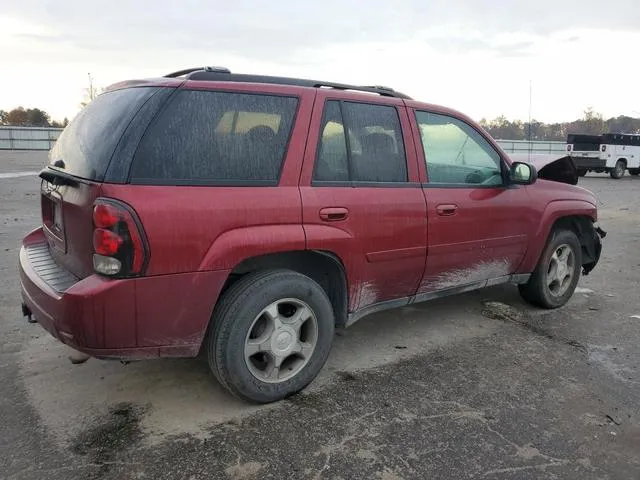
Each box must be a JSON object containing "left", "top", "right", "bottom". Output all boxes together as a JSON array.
[
  {"left": 610, "top": 160, "right": 626, "bottom": 179},
  {"left": 519, "top": 229, "right": 582, "bottom": 309},
  {"left": 629, "top": 168, "right": 640, "bottom": 176},
  {"left": 206, "top": 269, "right": 334, "bottom": 403},
  {"left": 577, "top": 168, "right": 588, "bottom": 177}
]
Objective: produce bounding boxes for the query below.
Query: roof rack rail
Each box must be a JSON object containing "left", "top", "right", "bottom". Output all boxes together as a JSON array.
[
  {"left": 164, "top": 67, "right": 412, "bottom": 99},
  {"left": 164, "top": 66, "right": 231, "bottom": 78}
]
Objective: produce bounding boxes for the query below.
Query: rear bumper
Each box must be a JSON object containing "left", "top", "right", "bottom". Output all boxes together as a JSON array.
[{"left": 20, "top": 227, "right": 230, "bottom": 360}]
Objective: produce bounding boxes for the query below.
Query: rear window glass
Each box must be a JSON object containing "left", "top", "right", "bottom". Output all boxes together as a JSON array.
[
  {"left": 130, "top": 90, "right": 298, "bottom": 185},
  {"left": 49, "top": 87, "right": 159, "bottom": 180}
]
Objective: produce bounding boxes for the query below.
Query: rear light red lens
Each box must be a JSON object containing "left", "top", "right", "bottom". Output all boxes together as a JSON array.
[
  {"left": 601, "top": 145, "right": 606, "bottom": 152},
  {"left": 93, "top": 228, "right": 123, "bottom": 256},
  {"left": 92, "top": 199, "right": 148, "bottom": 277},
  {"left": 93, "top": 204, "right": 120, "bottom": 228}
]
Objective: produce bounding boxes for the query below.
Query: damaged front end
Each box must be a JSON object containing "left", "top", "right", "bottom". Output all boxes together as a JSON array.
[
  {"left": 508, "top": 153, "right": 606, "bottom": 274},
  {"left": 510, "top": 153, "right": 580, "bottom": 185},
  {"left": 582, "top": 224, "right": 606, "bottom": 276}
]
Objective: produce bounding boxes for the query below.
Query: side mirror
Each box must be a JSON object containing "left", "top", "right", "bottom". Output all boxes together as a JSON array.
[{"left": 509, "top": 162, "right": 537, "bottom": 185}]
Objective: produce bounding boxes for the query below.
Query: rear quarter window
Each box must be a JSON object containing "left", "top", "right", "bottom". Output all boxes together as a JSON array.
[
  {"left": 130, "top": 90, "right": 298, "bottom": 185},
  {"left": 49, "top": 87, "right": 160, "bottom": 181}
]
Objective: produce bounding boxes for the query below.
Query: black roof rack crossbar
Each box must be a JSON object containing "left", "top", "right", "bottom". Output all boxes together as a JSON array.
[
  {"left": 167, "top": 68, "right": 411, "bottom": 99},
  {"left": 165, "top": 68, "right": 203, "bottom": 78},
  {"left": 165, "top": 66, "right": 232, "bottom": 78}
]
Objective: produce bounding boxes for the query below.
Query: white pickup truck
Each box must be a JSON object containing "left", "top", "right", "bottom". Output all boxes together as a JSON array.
[{"left": 567, "top": 133, "right": 640, "bottom": 179}]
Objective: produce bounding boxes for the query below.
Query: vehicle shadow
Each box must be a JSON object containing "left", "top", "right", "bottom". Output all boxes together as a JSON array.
[{"left": 18, "top": 284, "right": 546, "bottom": 443}]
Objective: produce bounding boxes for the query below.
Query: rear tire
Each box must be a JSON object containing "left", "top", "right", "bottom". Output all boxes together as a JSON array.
[
  {"left": 519, "top": 229, "right": 582, "bottom": 309},
  {"left": 206, "top": 269, "right": 334, "bottom": 403},
  {"left": 610, "top": 160, "right": 626, "bottom": 179},
  {"left": 629, "top": 168, "right": 640, "bottom": 176}
]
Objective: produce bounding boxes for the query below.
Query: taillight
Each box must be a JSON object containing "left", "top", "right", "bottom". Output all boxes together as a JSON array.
[
  {"left": 93, "top": 204, "right": 120, "bottom": 228},
  {"left": 567, "top": 144, "right": 572, "bottom": 152},
  {"left": 601, "top": 145, "right": 607, "bottom": 152},
  {"left": 93, "top": 229, "right": 123, "bottom": 255},
  {"left": 92, "top": 199, "right": 148, "bottom": 277}
]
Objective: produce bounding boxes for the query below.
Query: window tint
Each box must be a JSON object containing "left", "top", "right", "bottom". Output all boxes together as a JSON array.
[
  {"left": 131, "top": 90, "right": 298, "bottom": 184},
  {"left": 313, "top": 101, "right": 408, "bottom": 183},
  {"left": 416, "top": 111, "right": 503, "bottom": 186},
  {"left": 314, "top": 102, "right": 349, "bottom": 182},
  {"left": 50, "top": 87, "right": 159, "bottom": 181}
]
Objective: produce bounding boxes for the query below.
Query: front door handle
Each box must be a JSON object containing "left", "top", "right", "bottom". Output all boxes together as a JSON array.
[
  {"left": 319, "top": 207, "right": 349, "bottom": 222},
  {"left": 436, "top": 204, "right": 458, "bottom": 216}
]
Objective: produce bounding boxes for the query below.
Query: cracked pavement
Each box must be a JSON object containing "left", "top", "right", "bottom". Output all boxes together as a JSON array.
[{"left": 1, "top": 151, "right": 639, "bottom": 479}]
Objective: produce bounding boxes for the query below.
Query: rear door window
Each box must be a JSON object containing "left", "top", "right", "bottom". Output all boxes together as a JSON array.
[
  {"left": 130, "top": 90, "right": 298, "bottom": 185},
  {"left": 49, "top": 87, "right": 160, "bottom": 181},
  {"left": 313, "top": 100, "right": 408, "bottom": 184}
]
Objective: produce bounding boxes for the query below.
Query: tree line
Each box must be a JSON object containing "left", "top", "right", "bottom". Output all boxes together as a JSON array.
[
  {"left": 0, "top": 107, "right": 68, "bottom": 128},
  {"left": 480, "top": 108, "right": 640, "bottom": 141},
  {"left": 2, "top": 80, "right": 102, "bottom": 129}
]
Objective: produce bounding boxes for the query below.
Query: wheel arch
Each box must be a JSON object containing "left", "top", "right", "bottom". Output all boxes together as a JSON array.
[
  {"left": 551, "top": 215, "right": 602, "bottom": 275},
  {"left": 518, "top": 200, "right": 599, "bottom": 273},
  {"left": 218, "top": 250, "right": 349, "bottom": 328}
]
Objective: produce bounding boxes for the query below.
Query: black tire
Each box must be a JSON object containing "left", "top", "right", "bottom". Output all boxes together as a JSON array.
[
  {"left": 610, "top": 160, "right": 626, "bottom": 179},
  {"left": 629, "top": 168, "right": 640, "bottom": 176},
  {"left": 518, "top": 229, "right": 582, "bottom": 309},
  {"left": 577, "top": 168, "right": 587, "bottom": 177},
  {"left": 206, "top": 269, "right": 334, "bottom": 403}
]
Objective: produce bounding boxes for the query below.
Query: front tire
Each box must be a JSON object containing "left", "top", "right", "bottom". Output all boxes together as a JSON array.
[
  {"left": 519, "top": 229, "right": 582, "bottom": 309},
  {"left": 207, "top": 269, "right": 335, "bottom": 403},
  {"left": 610, "top": 160, "right": 626, "bottom": 179}
]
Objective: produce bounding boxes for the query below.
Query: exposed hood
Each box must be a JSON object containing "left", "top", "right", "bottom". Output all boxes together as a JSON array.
[{"left": 509, "top": 153, "right": 578, "bottom": 186}]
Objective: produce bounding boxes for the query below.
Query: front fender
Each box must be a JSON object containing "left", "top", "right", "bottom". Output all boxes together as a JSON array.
[
  {"left": 517, "top": 199, "right": 597, "bottom": 273},
  {"left": 198, "top": 225, "right": 306, "bottom": 271}
]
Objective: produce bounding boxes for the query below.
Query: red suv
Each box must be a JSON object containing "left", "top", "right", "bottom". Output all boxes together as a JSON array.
[{"left": 19, "top": 67, "right": 604, "bottom": 403}]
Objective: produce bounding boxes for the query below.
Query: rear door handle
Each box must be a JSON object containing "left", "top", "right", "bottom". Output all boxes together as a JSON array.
[
  {"left": 319, "top": 207, "right": 349, "bottom": 222},
  {"left": 436, "top": 204, "right": 458, "bottom": 216}
]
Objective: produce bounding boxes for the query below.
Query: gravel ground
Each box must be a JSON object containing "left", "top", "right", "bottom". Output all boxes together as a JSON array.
[{"left": 1, "top": 151, "right": 638, "bottom": 480}]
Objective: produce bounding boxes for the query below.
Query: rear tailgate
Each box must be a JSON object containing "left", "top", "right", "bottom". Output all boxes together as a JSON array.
[
  {"left": 42, "top": 86, "right": 164, "bottom": 279},
  {"left": 41, "top": 180, "right": 102, "bottom": 279}
]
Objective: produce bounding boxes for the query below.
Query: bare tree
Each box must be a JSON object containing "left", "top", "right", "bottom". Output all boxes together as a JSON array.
[{"left": 80, "top": 73, "right": 102, "bottom": 108}]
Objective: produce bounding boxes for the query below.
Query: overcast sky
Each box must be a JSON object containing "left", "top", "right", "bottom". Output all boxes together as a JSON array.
[{"left": 2, "top": 0, "right": 639, "bottom": 123}]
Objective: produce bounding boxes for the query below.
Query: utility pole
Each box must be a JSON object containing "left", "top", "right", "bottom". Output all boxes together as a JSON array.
[
  {"left": 88, "top": 73, "right": 96, "bottom": 101},
  {"left": 528, "top": 79, "right": 532, "bottom": 161}
]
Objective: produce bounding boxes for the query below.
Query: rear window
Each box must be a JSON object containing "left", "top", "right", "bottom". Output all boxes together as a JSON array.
[
  {"left": 49, "top": 87, "right": 159, "bottom": 180},
  {"left": 130, "top": 90, "right": 298, "bottom": 185}
]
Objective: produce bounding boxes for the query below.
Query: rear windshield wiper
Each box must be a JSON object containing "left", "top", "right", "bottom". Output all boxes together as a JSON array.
[{"left": 39, "top": 167, "right": 79, "bottom": 187}]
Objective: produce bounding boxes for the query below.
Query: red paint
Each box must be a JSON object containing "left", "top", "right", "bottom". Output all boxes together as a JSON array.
[{"left": 19, "top": 75, "right": 600, "bottom": 360}]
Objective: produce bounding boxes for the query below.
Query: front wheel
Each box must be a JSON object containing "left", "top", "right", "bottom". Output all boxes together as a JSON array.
[
  {"left": 207, "top": 269, "right": 335, "bottom": 403},
  {"left": 610, "top": 160, "right": 626, "bottom": 179},
  {"left": 519, "top": 229, "right": 582, "bottom": 309}
]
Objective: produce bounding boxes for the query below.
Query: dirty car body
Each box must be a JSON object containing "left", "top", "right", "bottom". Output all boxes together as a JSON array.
[{"left": 19, "top": 68, "right": 605, "bottom": 403}]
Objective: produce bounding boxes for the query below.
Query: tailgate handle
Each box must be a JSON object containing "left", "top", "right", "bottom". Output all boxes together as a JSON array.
[
  {"left": 319, "top": 207, "right": 349, "bottom": 222},
  {"left": 436, "top": 204, "right": 458, "bottom": 216}
]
